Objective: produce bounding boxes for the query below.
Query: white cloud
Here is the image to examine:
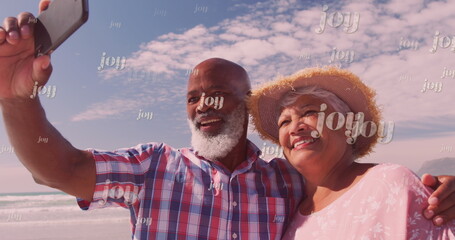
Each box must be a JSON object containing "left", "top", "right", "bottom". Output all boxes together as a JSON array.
[
  {"left": 71, "top": 98, "right": 141, "bottom": 122},
  {"left": 385, "top": 0, "right": 425, "bottom": 15},
  {"left": 271, "top": 22, "right": 294, "bottom": 33},
  {"left": 77, "top": 0, "right": 455, "bottom": 140}
]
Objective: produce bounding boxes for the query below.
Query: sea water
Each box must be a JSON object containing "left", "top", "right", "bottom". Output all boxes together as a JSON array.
[{"left": 0, "top": 192, "right": 130, "bottom": 240}]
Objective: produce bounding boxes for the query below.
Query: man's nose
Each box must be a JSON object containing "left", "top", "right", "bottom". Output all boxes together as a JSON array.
[
  {"left": 197, "top": 93, "right": 222, "bottom": 113},
  {"left": 197, "top": 100, "right": 211, "bottom": 113},
  {"left": 196, "top": 95, "right": 216, "bottom": 113}
]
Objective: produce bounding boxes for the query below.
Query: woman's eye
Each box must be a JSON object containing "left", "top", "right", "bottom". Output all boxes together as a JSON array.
[
  {"left": 278, "top": 120, "right": 290, "bottom": 128},
  {"left": 303, "top": 110, "right": 317, "bottom": 117}
]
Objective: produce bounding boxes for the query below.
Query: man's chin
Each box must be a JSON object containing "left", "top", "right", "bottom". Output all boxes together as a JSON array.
[
  {"left": 187, "top": 104, "right": 246, "bottom": 160},
  {"left": 191, "top": 134, "right": 232, "bottom": 160},
  {"left": 198, "top": 128, "right": 222, "bottom": 137},
  {"left": 190, "top": 124, "right": 237, "bottom": 160}
]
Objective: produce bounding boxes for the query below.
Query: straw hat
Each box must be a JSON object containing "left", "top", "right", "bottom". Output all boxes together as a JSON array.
[{"left": 248, "top": 66, "right": 381, "bottom": 158}]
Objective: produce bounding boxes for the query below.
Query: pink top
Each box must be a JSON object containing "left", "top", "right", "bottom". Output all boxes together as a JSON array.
[{"left": 283, "top": 163, "right": 455, "bottom": 240}]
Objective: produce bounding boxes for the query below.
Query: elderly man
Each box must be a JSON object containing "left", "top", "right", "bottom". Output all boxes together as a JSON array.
[{"left": 0, "top": 1, "right": 454, "bottom": 240}]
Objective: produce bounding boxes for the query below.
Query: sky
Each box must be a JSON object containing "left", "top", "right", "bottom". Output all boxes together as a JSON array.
[{"left": 0, "top": 0, "right": 454, "bottom": 193}]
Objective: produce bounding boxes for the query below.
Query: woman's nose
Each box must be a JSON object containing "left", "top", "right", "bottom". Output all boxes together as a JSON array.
[{"left": 289, "top": 119, "right": 306, "bottom": 135}]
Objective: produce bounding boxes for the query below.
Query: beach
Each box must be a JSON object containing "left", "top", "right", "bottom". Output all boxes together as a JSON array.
[{"left": 0, "top": 192, "right": 131, "bottom": 240}]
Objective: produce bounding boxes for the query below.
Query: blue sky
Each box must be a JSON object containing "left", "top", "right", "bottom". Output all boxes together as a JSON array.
[{"left": 0, "top": 0, "right": 454, "bottom": 193}]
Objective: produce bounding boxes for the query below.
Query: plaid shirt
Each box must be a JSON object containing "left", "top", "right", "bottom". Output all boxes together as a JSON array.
[{"left": 78, "top": 140, "right": 304, "bottom": 240}]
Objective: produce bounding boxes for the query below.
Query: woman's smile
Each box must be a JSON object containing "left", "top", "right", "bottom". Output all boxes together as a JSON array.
[{"left": 291, "top": 136, "right": 317, "bottom": 150}]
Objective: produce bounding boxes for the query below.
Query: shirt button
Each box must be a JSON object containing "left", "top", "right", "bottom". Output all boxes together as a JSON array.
[
  {"left": 232, "top": 201, "right": 238, "bottom": 207},
  {"left": 232, "top": 233, "right": 238, "bottom": 239}
]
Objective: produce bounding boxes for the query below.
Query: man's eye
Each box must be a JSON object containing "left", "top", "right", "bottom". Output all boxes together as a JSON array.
[{"left": 188, "top": 97, "right": 199, "bottom": 104}]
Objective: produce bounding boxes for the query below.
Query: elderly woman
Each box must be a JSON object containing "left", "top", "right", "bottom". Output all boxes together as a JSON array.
[{"left": 249, "top": 67, "right": 455, "bottom": 239}]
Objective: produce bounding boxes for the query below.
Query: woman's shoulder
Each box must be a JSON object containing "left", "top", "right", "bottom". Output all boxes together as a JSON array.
[
  {"left": 366, "top": 163, "right": 420, "bottom": 180},
  {"left": 363, "top": 163, "right": 431, "bottom": 196}
]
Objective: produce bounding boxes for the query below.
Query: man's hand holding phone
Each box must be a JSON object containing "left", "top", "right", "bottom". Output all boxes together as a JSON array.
[
  {"left": 0, "top": 0, "right": 52, "bottom": 101},
  {"left": 0, "top": 0, "right": 88, "bottom": 100}
]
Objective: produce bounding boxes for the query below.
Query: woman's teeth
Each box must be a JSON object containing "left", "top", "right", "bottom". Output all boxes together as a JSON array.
[{"left": 293, "top": 138, "right": 315, "bottom": 148}]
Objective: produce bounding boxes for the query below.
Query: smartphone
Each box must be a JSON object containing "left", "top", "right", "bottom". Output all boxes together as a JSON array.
[{"left": 34, "top": 0, "right": 89, "bottom": 57}]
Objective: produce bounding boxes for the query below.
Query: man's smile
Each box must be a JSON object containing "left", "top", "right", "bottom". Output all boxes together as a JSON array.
[{"left": 197, "top": 116, "right": 224, "bottom": 133}]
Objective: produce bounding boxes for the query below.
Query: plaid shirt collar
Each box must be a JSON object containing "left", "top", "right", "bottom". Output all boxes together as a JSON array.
[{"left": 188, "top": 139, "right": 261, "bottom": 176}]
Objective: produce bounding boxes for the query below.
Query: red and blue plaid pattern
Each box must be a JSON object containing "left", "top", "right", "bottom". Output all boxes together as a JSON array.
[{"left": 78, "top": 140, "right": 304, "bottom": 240}]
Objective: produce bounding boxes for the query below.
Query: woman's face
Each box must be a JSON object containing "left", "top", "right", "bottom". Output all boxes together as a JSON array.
[{"left": 277, "top": 95, "right": 350, "bottom": 173}]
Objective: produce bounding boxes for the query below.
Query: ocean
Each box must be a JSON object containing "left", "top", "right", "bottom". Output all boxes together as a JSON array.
[{"left": 0, "top": 192, "right": 131, "bottom": 240}]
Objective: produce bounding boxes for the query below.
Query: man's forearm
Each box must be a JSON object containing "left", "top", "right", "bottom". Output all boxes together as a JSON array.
[
  {"left": 0, "top": 8, "right": 95, "bottom": 200},
  {"left": 1, "top": 97, "right": 84, "bottom": 188}
]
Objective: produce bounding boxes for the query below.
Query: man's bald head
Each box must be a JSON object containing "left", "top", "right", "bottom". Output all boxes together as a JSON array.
[{"left": 189, "top": 58, "right": 251, "bottom": 95}]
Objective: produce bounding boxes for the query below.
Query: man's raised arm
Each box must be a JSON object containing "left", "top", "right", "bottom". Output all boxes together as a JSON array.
[{"left": 0, "top": 2, "right": 95, "bottom": 200}]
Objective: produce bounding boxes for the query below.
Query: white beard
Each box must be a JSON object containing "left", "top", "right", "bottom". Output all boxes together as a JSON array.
[{"left": 188, "top": 104, "right": 246, "bottom": 160}]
